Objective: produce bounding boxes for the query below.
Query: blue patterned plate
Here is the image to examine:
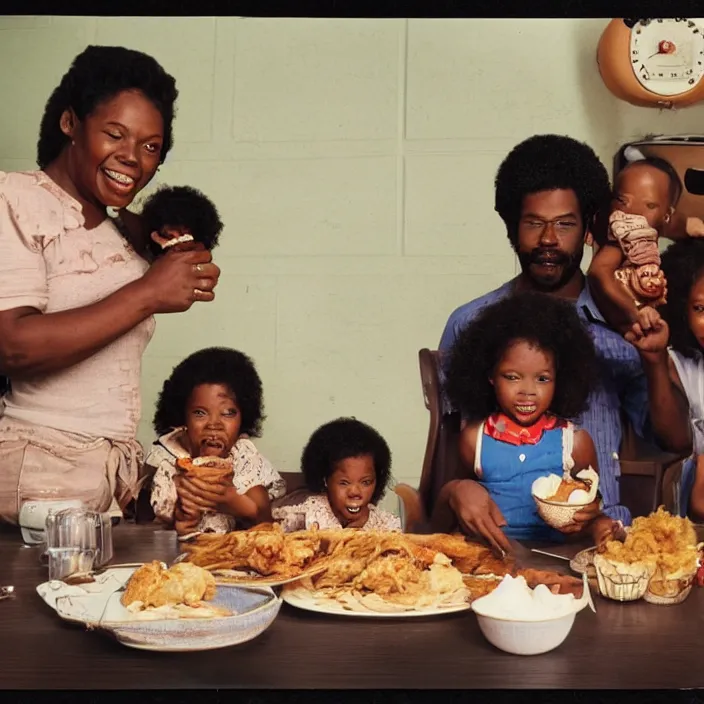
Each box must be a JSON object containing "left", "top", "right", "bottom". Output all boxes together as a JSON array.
[{"left": 51, "top": 583, "right": 281, "bottom": 652}]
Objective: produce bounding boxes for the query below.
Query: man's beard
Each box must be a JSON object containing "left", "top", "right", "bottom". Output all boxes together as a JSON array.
[{"left": 517, "top": 245, "right": 584, "bottom": 292}]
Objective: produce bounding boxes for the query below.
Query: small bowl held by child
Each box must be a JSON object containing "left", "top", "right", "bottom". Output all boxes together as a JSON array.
[{"left": 531, "top": 468, "right": 599, "bottom": 529}]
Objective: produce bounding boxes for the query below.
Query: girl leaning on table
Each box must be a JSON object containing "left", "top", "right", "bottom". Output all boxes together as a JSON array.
[
  {"left": 431, "top": 292, "right": 623, "bottom": 553},
  {"left": 147, "top": 347, "right": 285, "bottom": 538},
  {"left": 273, "top": 417, "right": 401, "bottom": 532},
  {"left": 628, "top": 237, "right": 704, "bottom": 521}
]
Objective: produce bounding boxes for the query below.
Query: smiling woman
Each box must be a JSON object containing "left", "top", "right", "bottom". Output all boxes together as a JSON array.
[{"left": 0, "top": 46, "right": 221, "bottom": 526}]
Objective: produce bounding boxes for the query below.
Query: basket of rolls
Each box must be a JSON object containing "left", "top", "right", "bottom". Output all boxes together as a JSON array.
[
  {"left": 531, "top": 468, "right": 599, "bottom": 529},
  {"left": 593, "top": 507, "right": 702, "bottom": 605}
]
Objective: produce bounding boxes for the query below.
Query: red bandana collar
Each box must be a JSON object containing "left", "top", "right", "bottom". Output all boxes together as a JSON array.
[{"left": 484, "top": 412, "right": 566, "bottom": 446}]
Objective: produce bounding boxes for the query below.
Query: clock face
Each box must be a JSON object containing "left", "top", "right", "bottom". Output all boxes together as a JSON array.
[{"left": 630, "top": 18, "right": 704, "bottom": 96}]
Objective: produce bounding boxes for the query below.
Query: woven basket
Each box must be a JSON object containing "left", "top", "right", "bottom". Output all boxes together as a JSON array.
[
  {"left": 643, "top": 574, "right": 695, "bottom": 605},
  {"left": 593, "top": 554, "right": 654, "bottom": 602}
]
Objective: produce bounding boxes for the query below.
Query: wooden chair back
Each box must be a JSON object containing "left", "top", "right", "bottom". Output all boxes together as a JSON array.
[
  {"left": 417, "top": 349, "right": 462, "bottom": 517},
  {"left": 617, "top": 415, "right": 683, "bottom": 518}
]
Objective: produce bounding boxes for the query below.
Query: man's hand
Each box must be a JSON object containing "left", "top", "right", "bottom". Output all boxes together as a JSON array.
[
  {"left": 625, "top": 314, "right": 669, "bottom": 363},
  {"left": 591, "top": 516, "right": 627, "bottom": 548}
]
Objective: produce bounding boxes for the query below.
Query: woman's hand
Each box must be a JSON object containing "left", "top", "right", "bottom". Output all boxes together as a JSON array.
[
  {"left": 448, "top": 479, "right": 512, "bottom": 555},
  {"left": 139, "top": 249, "right": 221, "bottom": 314}
]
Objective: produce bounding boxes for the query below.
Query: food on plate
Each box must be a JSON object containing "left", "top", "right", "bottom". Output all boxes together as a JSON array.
[
  {"left": 515, "top": 568, "right": 584, "bottom": 598},
  {"left": 532, "top": 468, "right": 598, "bottom": 505},
  {"left": 547, "top": 477, "right": 590, "bottom": 503},
  {"left": 471, "top": 574, "right": 588, "bottom": 621},
  {"left": 176, "top": 456, "right": 234, "bottom": 484},
  {"left": 182, "top": 522, "right": 328, "bottom": 578},
  {"left": 463, "top": 568, "right": 583, "bottom": 604},
  {"left": 598, "top": 507, "right": 698, "bottom": 581},
  {"left": 462, "top": 575, "right": 503, "bottom": 601},
  {"left": 120, "top": 561, "right": 231, "bottom": 620},
  {"left": 182, "top": 524, "right": 585, "bottom": 613},
  {"left": 595, "top": 507, "right": 702, "bottom": 603},
  {"left": 289, "top": 534, "right": 470, "bottom": 613},
  {"left": 402, "top": 532, "right": 514, "bottom": 576}
]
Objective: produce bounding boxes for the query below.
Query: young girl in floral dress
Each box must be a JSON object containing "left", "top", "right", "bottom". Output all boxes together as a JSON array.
[
  {"left": 273, "top": 417, "right": 401, "bottom": 532},
  {"left": 432, "top": 292, "right": 621, "bottom": 551},
  {"left": 148, "top": 347, "right": 285, "bottom": 538}
]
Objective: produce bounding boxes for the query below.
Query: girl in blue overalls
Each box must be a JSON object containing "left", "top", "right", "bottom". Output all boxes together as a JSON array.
[{"left": 439, "top": 292, "right": 620, "bottom": 547}]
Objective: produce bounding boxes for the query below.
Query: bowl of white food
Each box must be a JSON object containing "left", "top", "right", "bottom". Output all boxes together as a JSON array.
[
  {"left": 470, "top": 573, "right": 594, "bottom": 656},
  {"left": 531, "top": 468, "right": 599, "bottom": 529}
]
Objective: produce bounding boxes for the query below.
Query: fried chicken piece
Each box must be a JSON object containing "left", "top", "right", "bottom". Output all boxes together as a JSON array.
[
  {"left": 462, "top": 576, "right": 502, "bottom": 602},
  {"left": 312, "top": 532, "right": 414, "bottom": 588},
  {"left": 183, "top": 523, "right": 325, "bottom": 577},
  {"left": 516, "top": 568, "right": 584, "bottom": 598},
  {"left": 348, "top": 553, "right": 466, "bottom": 608},
  {"left": 547, "top": 478, "right": 590, "bottom": 503},
  {"left": 404, "top": 533, "right": 514, "bottom": 575},
  {"left": 313, "top": 556, "right": 371, "bottom": 589},
  {"left": 169, "top": 562, "right": 217, "bottom": 602},
  {"left": 352, "top": 555, "right": 424, "bottom": 598},
  {"left": 120, "top": 561, "right": 164, "bottom": 607},
  {"left": 121, "top": 561, "right": 217, "bottom": 608}
]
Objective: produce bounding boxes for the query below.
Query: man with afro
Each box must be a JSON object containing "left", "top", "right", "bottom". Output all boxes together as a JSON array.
[{"left": 436, "top": 134, "right": 688, "bottom": 535}]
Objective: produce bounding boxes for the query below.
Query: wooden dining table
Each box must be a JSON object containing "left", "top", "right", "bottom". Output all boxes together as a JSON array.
[{"left": 1, "top": 522, "right": 703, "bottom": 690}]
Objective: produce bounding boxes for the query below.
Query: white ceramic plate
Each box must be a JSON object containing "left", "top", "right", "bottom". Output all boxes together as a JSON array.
[
  {"left": 37, "top": 566, "right": 282, "bottom": 651},
  {"left": 37, "top": 566, "right": 140, "bottom": 612},
  {"left": 281, "top": 586, "right": 470, "bottom": 618}
]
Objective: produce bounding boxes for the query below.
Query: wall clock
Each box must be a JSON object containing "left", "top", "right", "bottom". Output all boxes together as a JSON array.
[{"left": 597, "top": 18, "right": 704, "bottom": 108}]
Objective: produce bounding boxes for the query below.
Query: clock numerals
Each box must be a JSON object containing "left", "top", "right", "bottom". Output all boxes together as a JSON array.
[{"left": 628, "top": 18, "right": 704, "bottom": 93}]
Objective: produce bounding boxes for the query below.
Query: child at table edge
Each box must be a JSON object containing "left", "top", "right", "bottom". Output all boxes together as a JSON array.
[{"left": 273, "top": 417, "right": 401, "bottom": 532}]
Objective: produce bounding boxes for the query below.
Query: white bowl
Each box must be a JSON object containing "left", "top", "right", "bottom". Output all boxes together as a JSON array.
[
  {"left": 472, "top": 609, "right": 576, "bottom": 656},
  {"left": 532, "top": 495, "right": 591, "bottom": 529}
]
